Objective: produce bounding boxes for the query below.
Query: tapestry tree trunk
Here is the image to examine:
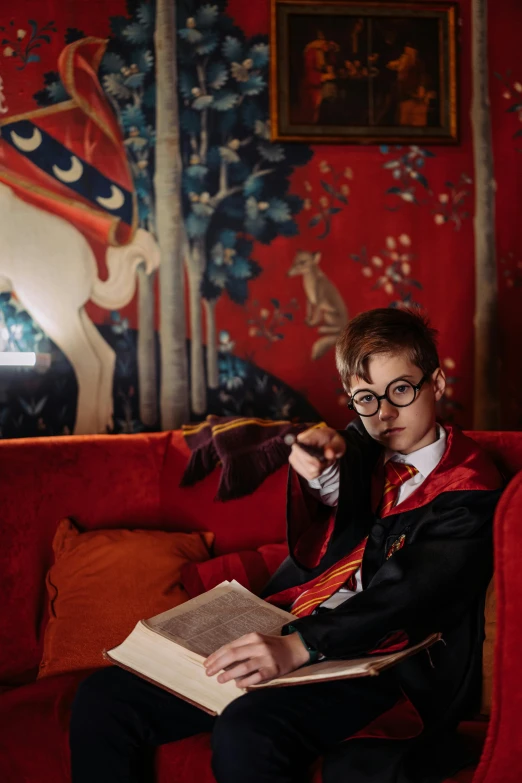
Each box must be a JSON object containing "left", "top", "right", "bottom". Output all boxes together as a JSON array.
[
  {"left": 471, "top": 0, "right": 499, "bottom": 429},
  {"left": 186, "top": 238, "right": 206, "bottom": 414},
  {"left": 204, "top": 298, "right": 219, "bottom": 390},
  {"left": 137, "top": 265, "right": 157, "bottom": 427},
  {"left": 154, "top": 0, "right": 190, "bottom": 429}
]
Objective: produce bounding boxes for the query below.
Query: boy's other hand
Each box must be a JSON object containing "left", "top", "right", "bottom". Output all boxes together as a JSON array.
[
  {"left": 204, "top": 631, "right": 310, "bottom": 688},
  {"left": 289, "top": 426, "right": 345, "bottom": 481}
]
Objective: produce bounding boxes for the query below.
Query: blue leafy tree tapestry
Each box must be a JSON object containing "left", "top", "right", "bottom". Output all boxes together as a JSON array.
[{"left": 177, "top": 0, "right": 312, "bottom": 414}]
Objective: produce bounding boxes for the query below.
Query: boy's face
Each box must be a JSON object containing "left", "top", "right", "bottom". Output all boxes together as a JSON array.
[{"left": 348, "top": 352, "right": 446, "bottom": 455}]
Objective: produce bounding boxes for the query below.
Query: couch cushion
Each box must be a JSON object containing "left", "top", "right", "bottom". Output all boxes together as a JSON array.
[
  {"left": 0, "top": 671, "right": 86, "bottom": 783},
  {"left": 0, "top": 432, "right": 172, "bottom": 685},
  {"left": 38, "top": 520, "right": 213, "bottom": 678},
  {"left": 0, "top": 674, "right": 487, "bottom": 783},
  {"left": 180, "top": 543, "right": 288, "bottom": 598}
]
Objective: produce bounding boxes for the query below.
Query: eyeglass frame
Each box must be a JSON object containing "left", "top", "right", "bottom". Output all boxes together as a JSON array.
[{"left": 347, "top": 374, "right": 429, "bottom": 417}]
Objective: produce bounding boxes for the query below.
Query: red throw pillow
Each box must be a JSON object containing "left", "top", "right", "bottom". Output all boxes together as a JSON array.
[{"left": 180, "top": 543, "right": 288, "bottom": 598}]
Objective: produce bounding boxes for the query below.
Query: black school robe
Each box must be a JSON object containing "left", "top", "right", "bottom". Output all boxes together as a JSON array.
[{"left": 261, "top": 421, "right": 504, "bottom": 783}]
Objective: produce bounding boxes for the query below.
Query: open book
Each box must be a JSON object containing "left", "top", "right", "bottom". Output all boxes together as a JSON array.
[{"left": 105, "top": 580, "right": 441, "bottom": 716}]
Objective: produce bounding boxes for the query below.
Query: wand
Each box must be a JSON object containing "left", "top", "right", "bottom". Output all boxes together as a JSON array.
[{"left": 283, "top": 433, "right": 327, "bottom": 462}]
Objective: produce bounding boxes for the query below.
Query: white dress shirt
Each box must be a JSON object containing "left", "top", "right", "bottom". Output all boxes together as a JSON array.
[{"left": 304, "top": 425, "right": 447, "bottom": 610}]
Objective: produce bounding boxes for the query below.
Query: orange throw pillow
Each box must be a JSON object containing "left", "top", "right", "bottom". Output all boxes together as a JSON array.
[{"left": 38, "top": 519, "right": 214, "bottom": 679}]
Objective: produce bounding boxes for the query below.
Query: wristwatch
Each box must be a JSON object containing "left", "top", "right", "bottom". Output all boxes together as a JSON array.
[{"left": 286, "top": 624, "right": 321, "bottom": 663}]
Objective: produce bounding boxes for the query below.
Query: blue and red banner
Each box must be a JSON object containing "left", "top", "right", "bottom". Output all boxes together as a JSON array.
[{"left": 0, "top": 37, "right": 136, "bottom": 246}]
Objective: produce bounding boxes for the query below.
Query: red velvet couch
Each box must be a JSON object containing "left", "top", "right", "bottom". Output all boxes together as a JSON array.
[{"left": 1, "top": 429, "right": 522, "bottom": 783}]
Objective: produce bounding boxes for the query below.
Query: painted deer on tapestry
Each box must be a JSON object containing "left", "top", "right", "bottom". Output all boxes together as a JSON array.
[
  {"left": 0, "top": 182, "right": 159, "bottom": 434},
  {"left": 288, "top": 250, "right": 349, "bottom": 360}
]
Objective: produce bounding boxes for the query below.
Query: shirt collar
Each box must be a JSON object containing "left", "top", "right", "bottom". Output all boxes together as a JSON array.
[{"left": 384, "top": 423, "right": 447, "bottom": 479}]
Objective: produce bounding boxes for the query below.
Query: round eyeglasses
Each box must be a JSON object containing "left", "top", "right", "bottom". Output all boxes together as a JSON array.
[{"left": 348, "top": 375, "right": 428, "bottom": 417}]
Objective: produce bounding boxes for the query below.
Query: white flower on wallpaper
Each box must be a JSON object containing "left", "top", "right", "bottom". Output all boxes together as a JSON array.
[
  {"left": 381, "top": 145, "right": 433, "bottom": 204},
  {"left": 246, "top": 298, "right": 299, "bottom": 344},
  {"left": 301, "top": 160, "right": 352, "bottom": 239},
  {"left": 381, "top": 145, "right": 472, "bottom": 230},
  {"left": 494, "top": 70, "right": 522, "bottom": 148},
  {"left": 432, "top": 174, "right": 473, "bottom": 230},
  {"left": 500, "top": 251, "right": 522, "bottom": 289},
  {"left": 350, "top": 234, "right": 422, "bottom": 308},
  {"left": 0, "top": 19, "right": 57, "bottom": 69}
]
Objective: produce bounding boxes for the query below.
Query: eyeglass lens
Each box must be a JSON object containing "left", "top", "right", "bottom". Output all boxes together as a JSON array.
[{"left": 352, "top": 380, "right": 416, "bottom": 415}]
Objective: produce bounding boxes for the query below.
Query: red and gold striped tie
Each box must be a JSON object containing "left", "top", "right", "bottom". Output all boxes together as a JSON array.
[
  {"left": 290, "top": 538, "right": 367, "bottom": 618},
  {"left": 378, "top": 460, "right": 418, "bottom": 517},
  {"left": 289, "top": 461, "right": 417, "bottom": 618}
]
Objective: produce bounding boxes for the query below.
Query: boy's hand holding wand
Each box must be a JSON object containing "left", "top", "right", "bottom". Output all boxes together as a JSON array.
[{"left": 285, "top": 427, "right": 346, "bottom": 481}]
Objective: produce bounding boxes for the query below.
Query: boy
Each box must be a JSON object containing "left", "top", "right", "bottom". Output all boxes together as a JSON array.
[{"left": 70, "top": 308, "right": 502, "bottom": 783}]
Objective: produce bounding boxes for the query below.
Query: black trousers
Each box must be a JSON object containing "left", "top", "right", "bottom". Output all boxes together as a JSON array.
[{"left": 69, "top": 666, "right": 402, "bottom": 783}]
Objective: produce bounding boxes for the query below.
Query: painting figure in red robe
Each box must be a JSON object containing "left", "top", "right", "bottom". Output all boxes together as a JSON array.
[{"left": 300, "top": 30, "right": 339, "bottom": 123}]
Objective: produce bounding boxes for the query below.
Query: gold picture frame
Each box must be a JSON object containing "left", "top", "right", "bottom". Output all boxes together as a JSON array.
[{"left": 270, "top": 0, "right": 458, "bottom": 144}]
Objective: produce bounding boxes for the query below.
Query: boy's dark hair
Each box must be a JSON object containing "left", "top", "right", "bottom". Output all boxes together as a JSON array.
[{"left": 335, "top": 308, "right": 440, "bottom": 389}]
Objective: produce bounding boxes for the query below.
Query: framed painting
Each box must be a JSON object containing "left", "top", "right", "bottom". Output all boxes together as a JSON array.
[{"left": 270, "top": 1, "right": 459, "bottom": 144}]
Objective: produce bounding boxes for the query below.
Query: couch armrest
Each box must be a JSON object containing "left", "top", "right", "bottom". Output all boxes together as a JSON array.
[{"left": 473, "top": 470, "right": 522, "bottom": 783}]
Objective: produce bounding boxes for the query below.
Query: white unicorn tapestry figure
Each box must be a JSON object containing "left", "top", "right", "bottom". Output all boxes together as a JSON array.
[{"left": 0, "top": 182, "right": 159, "bottom": 434}]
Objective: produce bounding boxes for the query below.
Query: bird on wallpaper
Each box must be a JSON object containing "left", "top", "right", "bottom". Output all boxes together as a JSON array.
[
  {"left": 288, "top": 249, "right": 348, "bottom": 359},
  {"left": 0, "top": 182, "right": 159, "bottom": 435}
]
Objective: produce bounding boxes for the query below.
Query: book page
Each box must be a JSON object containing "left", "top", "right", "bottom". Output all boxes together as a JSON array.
[
  {"left": 106, "top": 623, "right": 242, "bottom": 715},
  {"left": 145, "top": 581, "right": 295, "bottom": 658}
]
